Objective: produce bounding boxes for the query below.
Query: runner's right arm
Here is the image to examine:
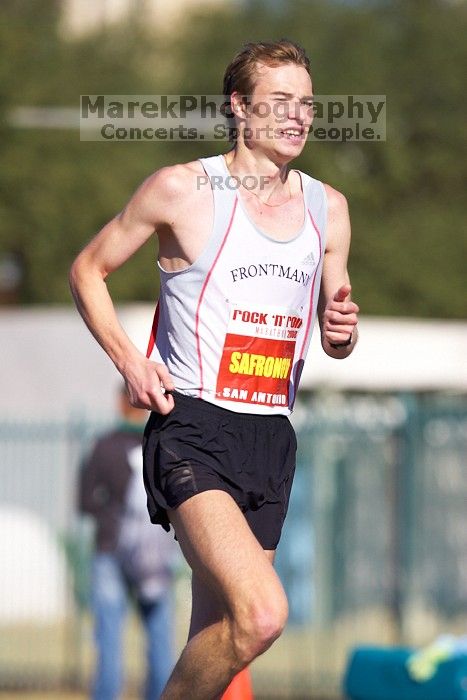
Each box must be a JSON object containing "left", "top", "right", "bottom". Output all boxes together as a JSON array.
[{"left": 69, "top": 168, "right": 182, "bottom": 413}]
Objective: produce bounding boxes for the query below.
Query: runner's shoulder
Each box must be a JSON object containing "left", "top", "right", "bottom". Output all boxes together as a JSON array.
[
  {"left": 323, "top": 183, "right": 349, "bottom": 217},
  {"left": 141, "top": 160, "right": 208, "bottom": 204}
]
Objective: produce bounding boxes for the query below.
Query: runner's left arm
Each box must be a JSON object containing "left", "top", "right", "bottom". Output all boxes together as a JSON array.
[{"left": 317, "top": 185, "right": 359, "bottom": 359}]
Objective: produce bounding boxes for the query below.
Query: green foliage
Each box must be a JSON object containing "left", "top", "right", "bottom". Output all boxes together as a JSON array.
[
  {"left": 0, "top": 0, "right": 465, "bottom": 316},
  {"left": 174, "top": 0, "right": 467, "bottom": 318}
]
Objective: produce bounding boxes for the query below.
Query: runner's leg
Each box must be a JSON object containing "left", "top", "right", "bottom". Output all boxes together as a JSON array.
[
  {"left": 160, "top": 490, "right": 287, "bottom": 700},
  {"left": 188, "top": 549, "right": 275, "bottom": 639}
]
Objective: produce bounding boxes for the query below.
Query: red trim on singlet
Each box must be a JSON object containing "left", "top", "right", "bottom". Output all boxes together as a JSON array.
[
  {"left": 308, "top": 208, "right": 322, "bottom": 244},
  {"left": 195, "top": 197, "right": 238, "bottom": 398},
  {"left": 146, "top": 301, "right": 160, "bottom": 359},
  {"left": 290, "top": 208, "right": 323, "bottom": 406}
]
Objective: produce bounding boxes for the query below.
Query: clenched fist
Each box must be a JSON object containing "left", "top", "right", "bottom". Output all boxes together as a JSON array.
[
  {"left": 123, "top": 357, "right": 175, "bottom": 414},
  {"left": 322, "top": 283, "right": 359, "bottom": 351}
]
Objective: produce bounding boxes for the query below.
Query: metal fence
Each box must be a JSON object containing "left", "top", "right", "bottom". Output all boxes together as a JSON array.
[{"left": 0, "top": 392, "right": 466, "bottom": 698}]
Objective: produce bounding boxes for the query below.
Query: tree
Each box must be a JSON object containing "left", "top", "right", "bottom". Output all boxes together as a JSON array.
[{"left": 0, "top": 0, "right": 465, "bottom": 317}]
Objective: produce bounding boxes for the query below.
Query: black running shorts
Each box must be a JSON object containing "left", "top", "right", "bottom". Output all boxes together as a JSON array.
[{"left": 142, "top": 391, "right": 297, "bottom": 550}]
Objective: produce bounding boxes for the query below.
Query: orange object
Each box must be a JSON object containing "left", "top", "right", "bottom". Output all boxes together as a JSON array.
[{"left": 222, "top": 668, "right": 254, "bottom": 699}]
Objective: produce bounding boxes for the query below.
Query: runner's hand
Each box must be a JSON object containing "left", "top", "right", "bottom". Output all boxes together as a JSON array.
[
  {"left": 123, "top": 357, "right": 175, "bottom": 414},
  {"left": 322, "top": 284, "right": 359, "bottom": 347}
]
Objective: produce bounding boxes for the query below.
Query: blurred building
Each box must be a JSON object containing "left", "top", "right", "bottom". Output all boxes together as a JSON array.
[
  {"left": 1, "top": 304, "right": 466, "bottom": 696},
  {"left": 60, "top": 0, "right": 235, "bottom": 36},
  {"left": 0, "top": 305, "right": 466, "bottom": 419}
]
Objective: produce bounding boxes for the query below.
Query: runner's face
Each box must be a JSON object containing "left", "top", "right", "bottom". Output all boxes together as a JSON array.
[{"left": 243, "top": 63, "right": 313, "bottom": 161}]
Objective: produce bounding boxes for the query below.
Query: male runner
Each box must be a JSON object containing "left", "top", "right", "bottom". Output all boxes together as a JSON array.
[{"left": 70, "top": 40, "right": 359, "bottom": 699}]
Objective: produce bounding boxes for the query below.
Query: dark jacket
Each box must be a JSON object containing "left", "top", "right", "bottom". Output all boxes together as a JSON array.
[{"left": 78, "top": 423, "right": 143, "bottom": 552}]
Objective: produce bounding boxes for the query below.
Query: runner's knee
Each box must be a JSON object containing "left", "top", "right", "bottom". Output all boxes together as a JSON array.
[{"left": 231, "top": 592, "right": 288, "bottom": 666}]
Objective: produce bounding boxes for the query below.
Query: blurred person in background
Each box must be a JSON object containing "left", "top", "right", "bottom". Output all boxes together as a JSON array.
[
  {"left": 71, "top": 39, "right": 359, "bottom": 699},
  {"left": 78, "top": 385, "right": 178, "bottom": 700}
]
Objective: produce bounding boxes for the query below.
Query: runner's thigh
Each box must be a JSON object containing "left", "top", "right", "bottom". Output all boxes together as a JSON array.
[
  {"left": 168, "top": 490, "right": 285, "bottom": 617},
  {"left": 189, "top": 549, "right": 276, "bottom": 639}
]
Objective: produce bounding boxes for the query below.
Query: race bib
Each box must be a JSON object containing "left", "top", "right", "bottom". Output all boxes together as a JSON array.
[{"left": 215, "top": 303, "right": 302, "bottom": 407}]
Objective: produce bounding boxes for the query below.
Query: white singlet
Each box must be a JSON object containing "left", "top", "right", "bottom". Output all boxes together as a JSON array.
[{"left": 147, "top": 154, "right": 327, "bottom": 416}]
